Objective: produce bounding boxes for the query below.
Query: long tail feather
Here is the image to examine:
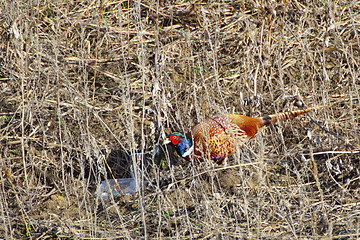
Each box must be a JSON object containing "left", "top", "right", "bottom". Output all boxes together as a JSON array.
[{"left": 261, "top": 107, "right": 319, "bottom": 126}]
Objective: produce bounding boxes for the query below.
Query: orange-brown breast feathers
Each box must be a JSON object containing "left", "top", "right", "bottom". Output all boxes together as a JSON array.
[
  {"left": 191, "top": 118, "right": 233, "bottom": 162},
  {"left": 190, "top": 114, "right": 261, "bottom": 163},
  {"left": 177, "top": 107, "right": 319, "bottom": 163}
]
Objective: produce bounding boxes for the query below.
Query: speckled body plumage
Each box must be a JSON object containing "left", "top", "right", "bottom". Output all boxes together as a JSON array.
[{"left": 165, "top": 108, "right": 315, "bottom": 164}]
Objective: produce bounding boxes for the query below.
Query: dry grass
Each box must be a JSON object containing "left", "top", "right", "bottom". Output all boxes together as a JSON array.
[{"left": 0, "top": 0, "right": 359, "bottom": 239}]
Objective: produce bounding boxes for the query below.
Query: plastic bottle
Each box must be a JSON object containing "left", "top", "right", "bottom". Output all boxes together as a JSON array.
[{"left": 96, "top": 178, "right": 148, "bottom": 199}]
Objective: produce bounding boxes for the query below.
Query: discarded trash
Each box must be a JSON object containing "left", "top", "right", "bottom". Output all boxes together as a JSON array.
[{"left": 96, "top": 178, "right": 148, "bottom": 199}]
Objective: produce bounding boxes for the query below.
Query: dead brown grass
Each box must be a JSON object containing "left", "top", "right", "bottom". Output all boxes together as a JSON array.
[{"left": 0, "top": 0, "right": 359, "bottom": 239}]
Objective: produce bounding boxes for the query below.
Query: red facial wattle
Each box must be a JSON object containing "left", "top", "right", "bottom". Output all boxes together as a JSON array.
[{"left": 169, "top": 135, "right": 180, "bottom": 145}]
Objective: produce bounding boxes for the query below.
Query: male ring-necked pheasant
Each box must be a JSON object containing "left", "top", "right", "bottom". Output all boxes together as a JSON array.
[{"left": 165, "top": 108, "right": 316, "bottom": 164}]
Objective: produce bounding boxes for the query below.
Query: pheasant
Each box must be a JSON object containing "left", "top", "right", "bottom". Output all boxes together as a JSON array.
[{"left": 164, "top": 108, "right": 316, "bottom": 164}]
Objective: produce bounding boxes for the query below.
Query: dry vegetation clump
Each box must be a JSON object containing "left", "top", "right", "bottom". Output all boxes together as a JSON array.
[{"left": 0, "top": 0, "right": 359, "bottom": 239}]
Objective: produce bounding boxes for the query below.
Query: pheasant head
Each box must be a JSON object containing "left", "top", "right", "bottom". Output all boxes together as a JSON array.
[{"left": 164, "top": 133, "right": 193, "bottom": 160}]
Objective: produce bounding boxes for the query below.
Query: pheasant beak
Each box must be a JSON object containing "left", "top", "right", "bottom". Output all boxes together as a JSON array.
[{"left": 163, "top": 139, "right": 171, "bottom": 145}]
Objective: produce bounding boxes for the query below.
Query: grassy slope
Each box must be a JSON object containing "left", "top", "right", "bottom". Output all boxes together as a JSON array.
[{"left": 0, "top": 0, "right": 359, "bottom": 239}]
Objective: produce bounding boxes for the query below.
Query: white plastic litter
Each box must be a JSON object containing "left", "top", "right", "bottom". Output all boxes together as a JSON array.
[{"left": 96, "top": 178, "right": 148, "bottom": 199}]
